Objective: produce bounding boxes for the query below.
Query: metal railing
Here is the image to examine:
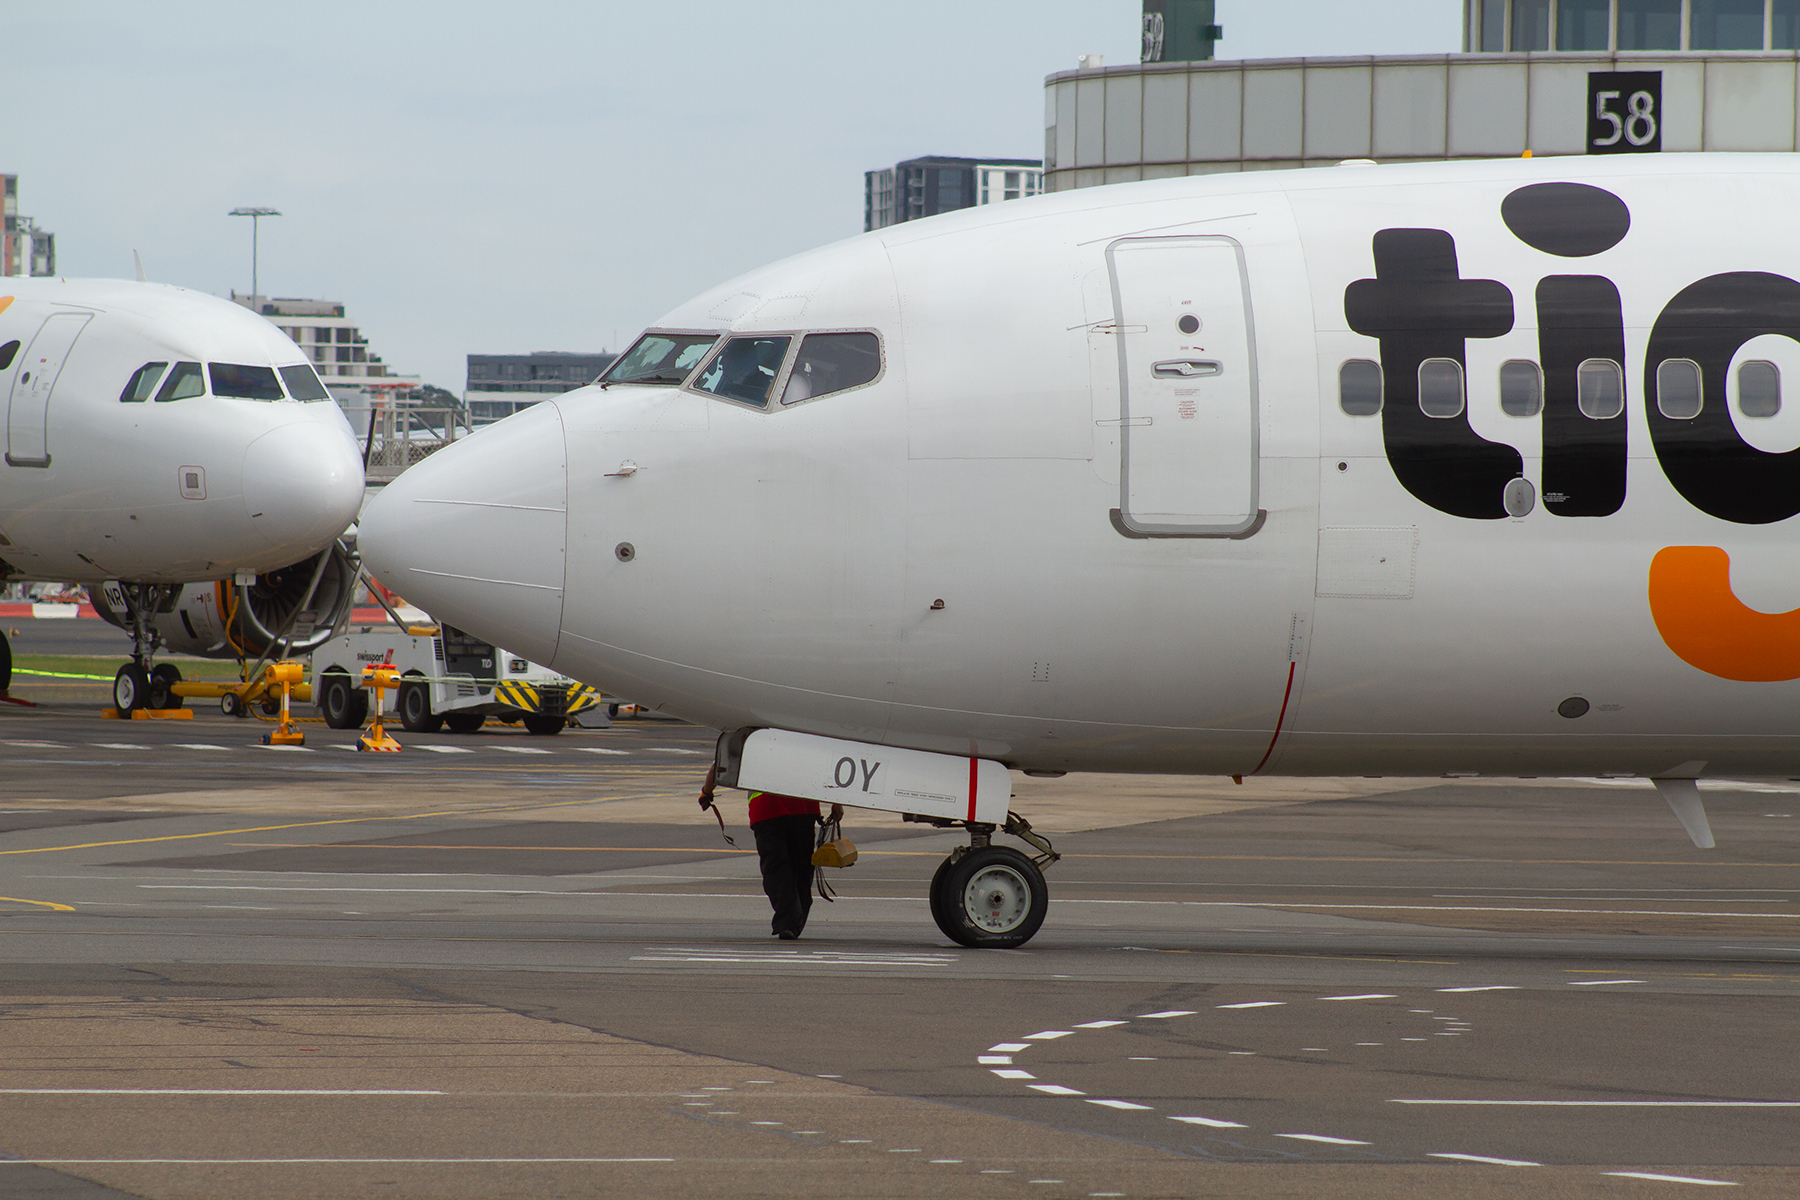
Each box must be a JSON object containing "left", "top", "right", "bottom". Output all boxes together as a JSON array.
[{"left": 362, "top": 406, "right": 474, "bottom": 482}]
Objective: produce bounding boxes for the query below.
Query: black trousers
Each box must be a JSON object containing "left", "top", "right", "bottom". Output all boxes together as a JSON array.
[{"left": 752, "top": 813, "right": 817, "bottom": 937}]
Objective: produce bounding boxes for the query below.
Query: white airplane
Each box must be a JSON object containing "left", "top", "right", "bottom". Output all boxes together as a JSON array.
[
  {"left": 360, "top": 153, "right": 1800, "bottom": 947},
  {"left": 1, "top": 278, "right": 365, "bottom": 708}
]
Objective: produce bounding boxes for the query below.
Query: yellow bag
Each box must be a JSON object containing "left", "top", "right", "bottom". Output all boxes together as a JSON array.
[{"left": 812, "top": 837, "right": 858, "bottom": 868}]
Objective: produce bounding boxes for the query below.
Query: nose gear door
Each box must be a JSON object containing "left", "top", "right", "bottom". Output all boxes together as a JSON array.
[
  {"left": 1108, "top": 236, "right": 1259, "bottom": 536},
  {"left": 6, "top": 311, "right": 92, "bottom": 468}
]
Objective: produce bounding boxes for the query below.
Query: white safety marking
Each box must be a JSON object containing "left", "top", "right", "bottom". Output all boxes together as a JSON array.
[
  {"left": 414, "top": 745, "right": 473, "bottom": 754},
  {"left": 1569, "top": 979, "right": 1645, "bottom": 986},
  {"left": 750, "top": 1121, "right": 782, "bottom": 1125},
  {"left": 0, "top": 1088, "right": 441, "bottom": 1095},
  {"left": 839, "top": 1139, "right": 871, "bottom": 1144},
  {"left": 1087, "top": 1099, "right": 1152, "bottom": 1110},
  {"left": 170, "top": 744, "right": 229, "bottom": 750},
  {"left": 991, "top": 1070, "right": 1035, "bottom": 1080},
  {"left": 1137, "top": 1010, "right": 1197, "bottom": 1019},
  {"left": 645, "top": 747, "right": 707, "bottom": 754},
  {"left": 977, "top": 1056, "right": 1012, "bottom": 1065},
  {"left": 1227, "top": 1051, "right": 1255, "bottom": 1056},
  {"left": 494, "top": 746, "right": 552, "bottom": 754},
  {"left": 1301, "top": 1048, "right": 1328, "bottom": 1052},
  {"left": 1392, "top": 1100, "right": 1800, "bottom": 1107},
  {"left": 633, "top": 949, "right": 953, "bottom": 967},
  {"left": 988, "top": 1043, "right": 1030, "bottom": 1053},
  {"left": 90, "top": 744, "right": 150, "bottom": 750},
  {"left": 1436, "top": 986, "right": 1517, "bottom": 992},
  {"left": 1275, "top": 1134, "right": 1370, "bottom": 1145},
  {"left": 1318, "top": 994, "right": 1396, "bottom": 1001},
  {"left": 1428, "top": 1153, "right": 1540, "bottom": 1166},
  {"left": 328, "top": 745, "right": 359, "bottom": 751},
  {"left": 1028, "top": 1179, "right": 1064, "bottom": 1184},
  {"left": 1217, "top": 1001, "right": 1285, "bottom": 1009},
  {"left": 1402, "top": 1038, "right": 1427, "bottom": 1042},
  {"left": 3, "top": 740, "right": 63, "bottom": 747},
  {"left": 1170, "top": 1116, "right": 1246, "bottom": 1128},
  {"left": 888, "top": 1148, "right": 921, "bottom": 1153},
  {"left": 1075, "top": 1020, "right": 1128, "bottom": 1029},
  {"left": 1354, "top": 1043, "right": 1382, "bottom": 1047},
  {"left": 576, "top": 748, "right": 630, "bottom": 754},
  {"left": 929, "top": 1159, "right": 961, "bottom": 1163},
  {"left": 796, "top": 1132, "right": 824, "bottom": 1136},
  {"left": 1602, "top": 1172, "right": 1738, "bottom": 1186},
  {"left": 5, "top": 1158, "right": 672, "bottom": 1165},
  {"left": 255, "top": 744, "right": 314, "bottom": 752},
  {"left": 1029, "top": 1085, "right": 1086, "bottom": 1096},
  {"left": 1025, "top": 1030, "right": 1074, "bottom": 1039}
]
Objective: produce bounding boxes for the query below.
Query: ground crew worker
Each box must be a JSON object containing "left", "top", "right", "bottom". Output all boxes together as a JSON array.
[{"left": 699, "top": 765, "right": 838, "bottom": 940}]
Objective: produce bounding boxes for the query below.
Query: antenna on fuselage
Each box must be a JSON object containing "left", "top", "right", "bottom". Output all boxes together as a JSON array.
[{"left": 133, "top": 251, "right": 147, "bottom": 283}]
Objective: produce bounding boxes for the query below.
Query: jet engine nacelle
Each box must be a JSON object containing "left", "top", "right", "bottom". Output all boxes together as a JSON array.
[{"left": 91, "top": 541, "right": 358, "bottom": 660}]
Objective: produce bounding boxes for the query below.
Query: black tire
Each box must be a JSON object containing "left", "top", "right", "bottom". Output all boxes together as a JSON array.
[
  {"left": 928, "top": 853, "right": 957, "bottom": 938},
  {"left": 113, "top": 664, "right": 151, "bottom": 712},
  {"left": 221, "top": 691, "right": 245, "bottom": 718},
  {"left": 149, "top": 663, "right": 184, "bottom": 710},
  {"left": 399, "top": 680, "right": 443, "bottom": 733},
  {"left": 522, "top": 713, "right": 564, "bottom": 736},
  {"left": 443, "top": 712, "right": 485, "bottom": 734},
  {"left": 606, "top": 703, "right": 620, "bottom": 718},
  {"left": 0, "top": 626, "right": 12, "bottom": 693},
  {"left": 259, "top": 697, "right": 280, "bottom": 717},
  {"left": 930, "top": 846, "right": 1048, "bottom": 949},
  {"left": 320, "top": 673, "right": 365, "bottom": 730}
]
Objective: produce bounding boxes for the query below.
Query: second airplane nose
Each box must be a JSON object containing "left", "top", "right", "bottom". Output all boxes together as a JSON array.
[
  {"left": 358, "top": 402, "right": 569, "bottom": 666},
  {"left": 242, "top": 418, "right": 364, "bottom": 555}
]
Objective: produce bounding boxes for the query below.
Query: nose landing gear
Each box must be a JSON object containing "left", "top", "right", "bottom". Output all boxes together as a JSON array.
[
  {"left": 917, "top": 812, "right": 1061, "bottom": 949},
  {"left": 107, "top": 582, "right": 179, "bottom": 714}
]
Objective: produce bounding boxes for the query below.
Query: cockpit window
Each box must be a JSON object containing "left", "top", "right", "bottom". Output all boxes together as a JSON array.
[
  {"left": 780, "top": 332, "right": 882, "bottom": 405},
  {"left": 279, "top": 362, "right": 331, "bottom": 401},
  {"left": 120, "top": 362, "right": 169, "bottom": 403},
  {"left": 0, "top": 340, "right": 19, "bottom": 371},
  {"left": 154, "top": 361, "right": 205, "bottom": 402},
  {"left": 692, "top": 336, "right": 791, "bottom": 408},
  {"left": 209, "top": 362, "right": 285, "bottom": 400},
  {"left": 601, "top": 332, "right": 720, "bottom": 385}
]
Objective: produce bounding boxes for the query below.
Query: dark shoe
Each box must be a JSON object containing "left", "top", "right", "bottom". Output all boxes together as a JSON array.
[{"left": 777, "top": 929, "right": 800, "bottom": 940}]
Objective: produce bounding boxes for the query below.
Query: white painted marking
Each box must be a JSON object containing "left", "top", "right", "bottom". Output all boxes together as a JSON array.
[
  {"left": 1354, "top": 1043, "right": 1382, "bottom": 1047},
  {"left": 90, "top": 743, "right": 150, "bottom": 750},
  {"left": 991, "top": 1070, "right": 1035, "bottom": 1080},
  {"left": 1393, "top": 1100, "right": 1800, "bottom": 1107},
  {"left": 1301, "top": 1047, "right": 1328, "bottom": 1052},
  {"left": 1569, "top": 979, "right": 1645, "bottom": 986},
  {"left": 750, "top": 1121, "right": 782, "bottom": 1125},
  {"left": 494, "top": 746, "right": 552, "bottom": 754},
  {"left": 255, "top": 744, "right": 314, "bottom": 752},
  {"left": 0, "top": 1088, "right": 441, "bottom": 1095},
  {"left": 1170, "top": 1116, "right": 1246, "bottom": 1128},
  {"left": 1087, "top": 1099, "right": 1152, "bottom": 1110},
  {"left": 3, "top": 740, "right": 63, "bottom": 747},
  {"left": 633, "top": 951, "right": 951, "bottom": 967},
  {"left": 888, "top": 1148, "right": 921, "bottom": 1153},
  {"left": 414, "top": 745, "right": 473, "bottom": 754},
  {"left": 1603, "top": 1172, "right": 1738, "bottom": 1186},
  {"left": 1401, "top": 1038, "right": 1427, "bottom": 1042},
  {"left": 328, "top": 744, "right": 359, "bottom": 751},
  {"left": 1029, "top": 1085, "right": 1086, "bottom": 1096},
  {"left": 930, "top": 1159, "right": 961, "bottom": 1163},
  {"left": 576, "top": 748, "right": 630, "bottom": 754},
  {"left": 1275, "top": 1134, "right": 1370, "bottom": 1145},
  {"left": 1217, "top": 1001, "right": 1285, "bottom": 1009},
  {"left": 839, "top": 1139, "right": 871, "bottom": 1144},
  {"left": 977, "top": 1056, "right": 1013, "bottom": 1065},
  {"left": 989, "top": 1043, "right": 1030, "bottom": 1053},
  {"left": 1428, "top": 1153, "right": 1541, "bottom": 1166},
  {"left": 1318, "top": 994, "right": 1396, "bottom": 1001},
  {"left": 170, "top": 744, "right": 229, "bottom": 751},
  {"left": 1436, "top": 986, "right": 1517, "bottom": 993},
  {"left": 1138, "top": 1010, "right": 1197, "bottom": 1019},
  {"left": 1227, "top": 1051, "right": 1255, "bottom": 1056},
  {"left": 645, "top": 747, "right": 707, "bottom": 754},
  {"left": 5, "top": 1158, "right": 671, "bottom": 1165},
  {"left": 1026, "top": 1030, "right": 1074, "bottom": 1039},
  {"left": 1075, "top": 1020, "right": 1127, "bottom": 1029},
  {"left": 796, "top": 1131, "right": 823, "bottom": 1136},
  {"left": 1028, "top": 1179, "right": 1065, "bottom": 1184}
]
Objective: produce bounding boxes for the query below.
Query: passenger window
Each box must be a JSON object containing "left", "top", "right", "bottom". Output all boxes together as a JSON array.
[
  {"left": 1337, "top": 359, "right": 1382, "bottom": 416},
  {"left": 692, "top": 336, "right": 791, "bottom": 408},
  {"left": 1577, "top": 358, "right": 1624, "bottom": 419},
  {"left": 781, "top": 332, "right": 881, "bottom": 405},
  {"left": 1737, "top": 360, "right": 1781, "bottom": 418},
  {"left": 209, "top": 363, "right": 285, "bottom": 400},
  {"left": 1417, "top": 357, "right": 1464, "bottom": 418},
  {"left": 1656, "top": 358, "right": 1703, "bottom": 420},
  {"left": 279, "top": 363, "right": 331, "bottom": 401},
  {"left": 0, "top": 340, "right": 19, "bottom": 371},
  {"left": 1498, "top": 360, "right": 1542, "bottom": 417},
  {"left": 120, "top": 361, "right": 169, "bottom": 403},
  {"left": 154, "top": 361, "right": 205, "bottom": 402}
]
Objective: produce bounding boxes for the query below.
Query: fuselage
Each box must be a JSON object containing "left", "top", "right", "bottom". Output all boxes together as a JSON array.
[
  {"left": 361, "top": 154, "right": 1800, "bottom": 779},
  {"left": 0, "top": 278, "right": 364, "bottom": 584}
]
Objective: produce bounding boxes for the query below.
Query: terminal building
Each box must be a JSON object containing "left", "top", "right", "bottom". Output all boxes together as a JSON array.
[
  {"left": 1, "top": 175, "right": 56, "bottom": 278},
  {"left": 464, "top": 351, "right": 617, "bottom": 424},
  {"left": 236, "top": 293, "right": 421, "bottom": 429},
  {"left": 864, "top": 155, "right": 1045, "bottom": 231},
  {"left": 1043, "top": 0, "right": 1800, "bottom": 192}
]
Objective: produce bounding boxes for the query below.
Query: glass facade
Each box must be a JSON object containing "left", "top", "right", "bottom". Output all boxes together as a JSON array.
[{"left": 1476, "top": 0, "right": 1800, "bottom": 50}]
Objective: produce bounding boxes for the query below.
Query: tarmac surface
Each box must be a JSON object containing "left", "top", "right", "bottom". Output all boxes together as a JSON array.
[{"left": 1, "top": 695, "right": 1797, "bottom": 1199}]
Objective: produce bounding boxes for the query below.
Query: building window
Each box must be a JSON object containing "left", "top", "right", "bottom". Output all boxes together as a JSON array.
[
  {"left": 1777, "top": 0, "right": 1800, "bottom": 48},
  {"left": 1691, "top": 0, "right": 1766, "bottom": 49},
  {"left": 1557, "top": 0, "right": 1612, "bottom": 47},
  {"left": 1512, "top": 0, "right": 1551, "bottom": 50},
  {"left": 1618, "top": 0, "right": 1683, "bottom": 48},
  {"left": 1478, "top": 0, "right": 1507, "bottom": 48}
]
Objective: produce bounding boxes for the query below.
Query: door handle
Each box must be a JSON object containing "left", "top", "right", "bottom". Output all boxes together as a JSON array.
[{"left": 1152, "top": 359, "right": 1223, "bottom": 378}]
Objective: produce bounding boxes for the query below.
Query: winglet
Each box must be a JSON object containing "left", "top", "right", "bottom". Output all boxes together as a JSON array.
[{"left": 133, "top": 250, "right": 147, "bottom": 283}]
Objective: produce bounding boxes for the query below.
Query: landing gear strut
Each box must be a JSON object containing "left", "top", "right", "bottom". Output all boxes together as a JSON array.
[
  {"left": 108, "top": 583, "right": 177, "bottom": 713},
  {"left": 916, "top": 812, "right": 1061, "bottom": 949}
]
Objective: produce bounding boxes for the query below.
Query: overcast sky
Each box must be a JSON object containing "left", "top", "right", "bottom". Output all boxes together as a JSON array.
[{"left": 8, "top": 2, "right": 1461, "bottom": 391}]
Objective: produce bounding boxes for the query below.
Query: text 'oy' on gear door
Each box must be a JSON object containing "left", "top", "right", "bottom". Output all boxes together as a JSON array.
[{"left": 1107, "top": 236, "right": 1259, "bottom": 536}]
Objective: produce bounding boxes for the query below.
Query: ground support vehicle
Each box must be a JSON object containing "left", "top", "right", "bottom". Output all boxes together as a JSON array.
[{"left": 310, "top": 622, "right": 607, "bottom": 735}]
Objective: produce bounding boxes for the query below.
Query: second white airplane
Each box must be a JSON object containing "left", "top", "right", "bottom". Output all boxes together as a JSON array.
[{"left": 360, "top": 154, "right": 1800, "bottom": 946}]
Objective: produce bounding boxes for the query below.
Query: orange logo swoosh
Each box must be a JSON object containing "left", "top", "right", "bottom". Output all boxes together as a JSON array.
[
  {"left": 0, "top": 296, "right": 13, "bottom": 317},
  {"left": 1649, "top": 545, "right": 1800, "bottom": 682}
]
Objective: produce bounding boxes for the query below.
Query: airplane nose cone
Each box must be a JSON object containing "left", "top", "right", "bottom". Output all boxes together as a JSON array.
[
  {"left": 241, "top": 417, "right": 364, "bottom": 555},
  {"left": 358, "top": 402, "right": 568, "bottom": 665}
]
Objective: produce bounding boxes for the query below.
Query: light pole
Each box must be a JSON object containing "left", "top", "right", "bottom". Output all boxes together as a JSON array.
[{"left": 228, "top": 206, "right": 280, "bottom": 307}]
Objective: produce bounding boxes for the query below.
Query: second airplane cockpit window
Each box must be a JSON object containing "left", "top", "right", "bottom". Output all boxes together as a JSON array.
[
  {"left": 781, "top": 332, "right": 881, "bottom": 405},
  {"left": 694, "top": 336, "right": 791, "bottom": 408},
  {"left": 601, "top": 333, "right": 720, "bottom": 386},
  {"left": 209, "top": 363, "right": 285, "bottom": 400}
]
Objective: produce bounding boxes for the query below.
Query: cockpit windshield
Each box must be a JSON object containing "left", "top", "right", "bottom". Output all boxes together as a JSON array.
[
  {"left": 209, "top": 363, "right": 285, "bottom": 400},
  {"left": 278, "top": 362, "right": 332, "bottom": 401},
  {"left": 601, "top": 332, "right": 719, "bottom": 386},
  {"left": 692, "top": 336, "right": 791, "bottom": 408}
]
